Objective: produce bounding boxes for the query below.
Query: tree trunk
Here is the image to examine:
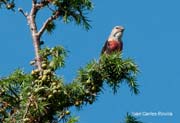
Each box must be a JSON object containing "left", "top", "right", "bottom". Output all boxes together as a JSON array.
[
  {"left": 27, "top": 3, "right": 42, "bottom": 71},
  {"left": 31, "top": 30, "right": 42, "bottom": 71}
]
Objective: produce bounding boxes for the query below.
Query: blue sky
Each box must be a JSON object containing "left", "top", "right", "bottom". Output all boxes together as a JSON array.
[{"left": 0, "top": 0, "right": 180, "bottom": 123}]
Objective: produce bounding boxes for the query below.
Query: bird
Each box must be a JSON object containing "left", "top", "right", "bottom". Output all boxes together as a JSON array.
[{"left": 101, "top": 26, "right": 124, "bottom": 54}]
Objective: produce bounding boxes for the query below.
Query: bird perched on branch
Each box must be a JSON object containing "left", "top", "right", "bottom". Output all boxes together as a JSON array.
[{"left": 101, "top": 26, "right": 124, "bottom": 54}]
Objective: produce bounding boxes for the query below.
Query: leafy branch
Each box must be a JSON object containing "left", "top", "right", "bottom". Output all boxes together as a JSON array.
[
  {"left": 0, "top": 0, "right": 142, "bottom": 123},
  {"left": 0, "top": 49, "right": 140, "bottom": 122}
]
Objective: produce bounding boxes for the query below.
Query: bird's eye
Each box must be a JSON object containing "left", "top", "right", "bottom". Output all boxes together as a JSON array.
[{"left": 115, "top": 27, "right": 120, "bottom": 29}]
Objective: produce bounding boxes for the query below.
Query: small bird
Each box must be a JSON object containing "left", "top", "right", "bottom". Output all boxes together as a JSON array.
[{"left": 101, "top": 26, "right": 124, "bottom": 54}]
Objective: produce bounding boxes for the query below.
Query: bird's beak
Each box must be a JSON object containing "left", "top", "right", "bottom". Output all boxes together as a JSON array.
[{"left": 121, "top": 28, "right": 125, "bottom": 32}]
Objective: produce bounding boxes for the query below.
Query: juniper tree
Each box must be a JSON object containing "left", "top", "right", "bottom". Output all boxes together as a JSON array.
[{"left": 0, "top": 0, "right": 141, "bottom": 123}]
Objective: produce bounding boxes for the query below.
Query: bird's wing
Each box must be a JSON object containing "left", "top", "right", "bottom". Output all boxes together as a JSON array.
[
  {"left": 120, "top": 40, "right": 123, "bottom": 51},
  {"left": 101, "top": 40, "right": 108, "bottom": 54}
]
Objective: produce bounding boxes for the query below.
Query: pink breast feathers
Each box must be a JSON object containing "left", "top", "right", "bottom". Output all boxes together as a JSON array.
[{"left": 108, "top": 41, "right": 122, "bottom": 51}]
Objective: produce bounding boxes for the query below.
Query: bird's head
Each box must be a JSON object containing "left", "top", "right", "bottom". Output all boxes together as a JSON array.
[{"left": 108, "top": 26, "right": 125, "bottom": 41}]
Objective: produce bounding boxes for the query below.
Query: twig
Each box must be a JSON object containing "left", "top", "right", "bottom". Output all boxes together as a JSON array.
[
  {"left": 47, "top": 4, "right": 55, "bottom": 12},
  {"left": 18, "top": 8, "right": 28, "bottom": 17},
  {"left": 38, "top": 14, "right": 57, "bottom": 37},
  {"left": 23, "top": 96, "right": 32, "bottom": 119}
]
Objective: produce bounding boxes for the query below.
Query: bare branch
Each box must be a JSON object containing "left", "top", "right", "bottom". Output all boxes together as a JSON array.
[
  {"left": 47, "top": 4, "right": 55, "bottom": 12},
  {"left": 18, "top": 8, "right": 28, "bottom": 17},
  {"left": 28, "top": 1, "right": 42, "bottom": 71},
  {"left": 23, "top": 96, "right": 32, "bottom": 119},
  {"left": 38, "top": 14, "right": 57, "bottom": 37},
  {"left": 35, "top": 2, "right": 46, "bottom": 9},
  {"left": 30, "top": 2, "right": 38, "bottom": 17}
]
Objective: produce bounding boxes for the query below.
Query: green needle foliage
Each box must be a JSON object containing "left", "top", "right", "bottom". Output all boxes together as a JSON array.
[
  {"left": 0, "top": 49, "right": 140, "bottom": 122},
  {"left": 0, "top": 0, "right": 15, "bottom": 10},
  {"left": 99, "top": 53, "right": 139, "bottom": 94},
  {"left": 0, "top": 0, "right": 142, "bottom": 123},
  {"left": 125, "top": 113, "right": 143, "bottom": 123},
  {"left": 51, "top": 0, "right": 93, "bottom": 30},
  {"left": 46, "top": 21, "right": 56, "bottom": 34},
  {"left": 1, "top": 0, "right": 93, "bottom": 30}
]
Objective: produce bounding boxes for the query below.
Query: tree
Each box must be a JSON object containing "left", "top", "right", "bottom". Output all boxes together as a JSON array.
[
  {"left": 124, "top": 113, "right": 143, "bottom": 123},
  {"left": 0, "top": 0, "right": 140, "bottom": 123}
]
